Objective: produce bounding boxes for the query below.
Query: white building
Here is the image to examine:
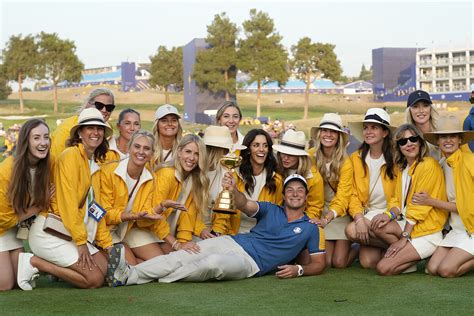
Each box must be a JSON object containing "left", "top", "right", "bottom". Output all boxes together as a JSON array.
[{"left": 417, "top": 45, "right": 474, "bottom": 93}]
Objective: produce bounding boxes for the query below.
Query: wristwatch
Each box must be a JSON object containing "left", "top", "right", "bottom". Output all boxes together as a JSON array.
[
  {"left": 401, "top": 231, "right": 411, "bottom": 240},
  {"left": 296, "top": 264, "right": 304, "bottom": 277}
]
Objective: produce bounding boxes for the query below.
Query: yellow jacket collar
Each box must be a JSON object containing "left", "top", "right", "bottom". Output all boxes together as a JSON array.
[
  {"left": 114, "top": 157, "right": 153, "bottom": 185},
  {"left": 446, "top": 149, "right": 462, "bottom": 167},
  {"left": 78, "top": 143, "right": 100, "bottom": 175}
]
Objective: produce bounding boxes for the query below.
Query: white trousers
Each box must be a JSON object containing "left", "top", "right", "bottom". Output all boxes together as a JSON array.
[{"left": 127, "top": 236, "right": 260, "bottom": 284}]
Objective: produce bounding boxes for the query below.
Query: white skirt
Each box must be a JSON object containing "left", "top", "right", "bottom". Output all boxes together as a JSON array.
[
  {"left": 0, "top": 228, "right": 23, "bottom": 252},
  {"left": 324, "top": 216, "right": 351, "bottom": 240},
  {"left": 439, "top": 230, "right": 474, "bottom": 256},
  {"left": 411, "top": 231, "right": 443, "bottom": 259},
  {"left": 28, "top": 215, "right": 99, "bottom": 267},
  {"left": 123, "top": 227, "right": 161, "bottom": 249}
]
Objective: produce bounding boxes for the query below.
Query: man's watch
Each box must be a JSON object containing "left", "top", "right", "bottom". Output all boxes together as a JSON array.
[
  {"left": 401, "top": 231, "right": 411, "bottom": 240},
  {"left": 296, "top": 264, "right": 304, "bottom": 277}
]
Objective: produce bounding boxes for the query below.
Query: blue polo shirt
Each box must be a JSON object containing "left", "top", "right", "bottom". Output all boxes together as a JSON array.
[{"left": 232, "top": 202, "right": 325, "bottom": 276}]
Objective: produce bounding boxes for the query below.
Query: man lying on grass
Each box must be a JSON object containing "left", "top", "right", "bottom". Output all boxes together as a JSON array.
[{"left": 107, "top": 173, "right": 326, "bottom": 286}]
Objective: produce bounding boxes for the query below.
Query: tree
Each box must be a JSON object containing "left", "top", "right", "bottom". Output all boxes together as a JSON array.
[
  {"left": 238, "top": 9, "right": 289, "bottom": 118},
  {"left": 37, "top": 32, "right": 83, "bottom": 113},
  {"left": 291, "top": 37, "right": 343, "bottom": 119},
  {"left": 193, "top": 12, "right": 239, "bottom": 101},
  {"left": 0, "top": 64, "right": 12, "bottom": 100},
  {"left": 149, "top": 46, "right": 183, "bottom": 104},
  {"left": 358, "top": 64, "right": 373, "bottom": 81},
  {"left": 2, "top": 34, "right": 39, "bottom": 113}
]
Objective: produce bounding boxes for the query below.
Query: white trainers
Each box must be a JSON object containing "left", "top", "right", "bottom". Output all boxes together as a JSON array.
[
  {"left": 402, "top": 264, "right": 417, "bottom": 274},
  {"left": 17, "top": 252, "right": 39, "bottom": 291},
  {"left": 107, "top": 244, "right": 130, "bottom": 287}
]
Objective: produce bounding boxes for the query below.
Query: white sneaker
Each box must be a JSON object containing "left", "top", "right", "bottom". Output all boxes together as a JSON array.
[
  {"left": 107, "top": 244, "right": 130, "bottom": 287},
  {"left": 402, "top": 264, "right": 417, "bottom": 274},
  {"left": 17, "top": 253, "right": 39, "bottom": 291}
]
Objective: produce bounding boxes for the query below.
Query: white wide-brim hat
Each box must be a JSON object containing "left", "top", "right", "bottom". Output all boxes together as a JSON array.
[
  {"left": 348, "top": 108, "right": 397, "bottom": 142},
  {"left": 424, "top": 115, "right": 474, "bottom": 145},
  {"left": 310, "top": 113, "right": 349, "bottom": 145},
  {"left": 70, "top": 108, "right": 113, "bottom": 138},
  {"left": 273, "top": 129, "right": 308, "bottom": 156},
  {"left": 154, "top": 104, "right": 181, "bottom": 120},
  {"left": 203, "top": 126, "right": 246, "bottom": 151}
]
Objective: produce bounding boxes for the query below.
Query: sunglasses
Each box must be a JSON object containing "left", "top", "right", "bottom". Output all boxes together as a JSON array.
[
  {"left": 94, "top": 101, "right": 115, "bottom": 112},
  {"left": 397, "top": 135, "right": 420, "bottom": 146}
]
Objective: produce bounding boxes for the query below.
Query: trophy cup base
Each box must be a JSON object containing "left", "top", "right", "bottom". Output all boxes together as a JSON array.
[{"left": 213, "top": 208, "right": 238, "bottom": 215}]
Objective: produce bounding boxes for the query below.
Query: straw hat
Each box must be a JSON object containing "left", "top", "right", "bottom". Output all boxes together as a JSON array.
[
  {"left": 273, "top": 129, "right": 308, "bottom": 156},
  {"left": 70, "top": 108, "right": 113, "bottom": 138},
  {"left": 424, "top": 115, "right": 474, "bottom": 145},
  {"left": 348, "top": 108, "right": 397, "bottom": 142},
  {"left": 310, "top": 113, "right": 349, "bottom": 145},
  {"left": 203, "top": 126, "right": 246, "bottom": 150},
  {"left": 154, "top": 104, "right": 181, "bottom": 120}
]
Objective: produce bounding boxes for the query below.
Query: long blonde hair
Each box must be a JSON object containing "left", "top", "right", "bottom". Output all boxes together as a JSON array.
[
  {"left": 277, "top": 153, "right": 311, "bottom": 179},
  {"left": 206, "top": 145, "right": 229, "bottom": 171},
  {"left": 152, "top": 117, "right": 183, "bottom": 167},
  {"left": 312, "top": 129, "right": 347, "bottom": 183},
  {"left": 174, "top": 134, "right": 209, "bottom": 218}
]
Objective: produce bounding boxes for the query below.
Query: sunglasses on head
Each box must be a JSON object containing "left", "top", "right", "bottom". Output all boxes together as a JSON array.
[
  {"left": 94, "top": 101, "right": 115, "bottom": 112},
  {"left": 397, "top": 135, "right": 420, "bottom": 146}
]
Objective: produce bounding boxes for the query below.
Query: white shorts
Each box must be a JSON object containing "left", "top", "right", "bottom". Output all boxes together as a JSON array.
[
  {"left": 123, "top": 227, "right": 161, "bottom": 249},
  {"left": 324, "top": 215, "right": 351, "bottom": 240},
  {"left": 410, "top": 231, "right": 443, "bottom": 259},
  {"left": 0, "top": 228, "right": 23, "bottom": 252},
  {"left": 28, "top": 215, "right": 99, "bottom": 267},
  {"left": 439, "top": 229, "right": 474, "bottom": 256}
]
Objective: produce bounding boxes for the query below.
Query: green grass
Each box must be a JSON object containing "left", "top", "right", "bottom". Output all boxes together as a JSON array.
[{"left": 1, "top": 262, "right": 473, "bottom": 315}]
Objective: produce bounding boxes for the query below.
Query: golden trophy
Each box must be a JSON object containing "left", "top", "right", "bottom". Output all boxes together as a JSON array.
[{"left": 213, "top": 153, "right": 242, "bottom": 214}]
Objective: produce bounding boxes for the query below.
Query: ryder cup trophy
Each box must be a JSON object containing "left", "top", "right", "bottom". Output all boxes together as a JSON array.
[{"left": 213, "top": 153, "right": 242, "bottom": 214}]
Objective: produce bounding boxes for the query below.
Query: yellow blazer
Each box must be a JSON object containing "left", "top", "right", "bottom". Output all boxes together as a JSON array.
[
  {"left": 304, "top": 166, "right": 325, "bottom": 219},
  {"left": 349, "top": 150, "right": 397, "bottom": 218},
  {"left": 388, "top": 157, "right": 448, "bottom": 238},
  {"left": 446, "top": 149, "right": 474, "bottom": 233},
  {"left": 99, "top": 159, "right": 170, "bottom": 240},
  {"left": 153, "top": 167, "right": 206, "bottom": 242},
  {"left": 50, "top": 115, "right": 78, "bottom": 162},
  {"left": 0, "top": 157, "right": 19, "bottom": 235},
  {"left": 51, "top": 143, "right": 112, "bottom": 249}
]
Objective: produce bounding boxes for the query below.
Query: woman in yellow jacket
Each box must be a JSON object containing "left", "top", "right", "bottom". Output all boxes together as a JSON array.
[
  {"left": 18, "top": 108, "right": 114, "bottom": 290},
  {"left": 274, "top": 129, "right": 324, "bottom": 221},
  {"left": 105, "top": 108, "right": 141, "bottom": 162},
  {"left": 50, "top": 88, "right": 116, "bottom": 161},
  {"left": 153, "top": 134, "right": 211, "bottom": 253},
  {"left": 309, "top": 113, "right": 355, "bottom": 268},
  {"left": 100, "top": 130, "right": 190, "bottom": 266},
  {"left": 372, "top": 124, "right": 448, "bottom": 275},
  {"left": 418, "top": 116, "right": 474, "bottom": 277},
  {"left": 345, "top": 108, "right": 398, "bottom": 269},
  {"left": 228, "top": 129, "right": 283, "bottom": 235},
  {"left": 202, "top": 126, "right": 246, "bottom": 236},
  {"left": 0, "top": 119, "right": 52, "bottom": 291}
]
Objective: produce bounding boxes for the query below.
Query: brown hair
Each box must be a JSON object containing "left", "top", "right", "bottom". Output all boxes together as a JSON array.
[
  {"left": 66, "top": 126, "right": 109, "bottom": 162},
  {"left": 393, "top": 124, "right": 429, "bottom": 169},
  {"left": 8, "top": 119, "right": 51, "bottom": 214}
]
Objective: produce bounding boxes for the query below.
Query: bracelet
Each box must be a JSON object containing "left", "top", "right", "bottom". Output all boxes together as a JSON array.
[
  {"left": 389, "top": 210, "right": 397, "bottom": 220},
  {"left": 383, "top": 211, "right": 394, "bottom": 220},
  {"left": 159, "top": 203, "right": 166, "bottom": 213}
]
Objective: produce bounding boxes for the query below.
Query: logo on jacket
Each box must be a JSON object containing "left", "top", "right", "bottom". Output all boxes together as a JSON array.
[{"left": 293, "top": 227, "right": 302, "bottom": 234}]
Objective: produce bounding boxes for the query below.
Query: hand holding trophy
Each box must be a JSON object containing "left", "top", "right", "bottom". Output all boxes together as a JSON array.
[{"left": 213, "top": 152, "right": 242, "bottom": 214}]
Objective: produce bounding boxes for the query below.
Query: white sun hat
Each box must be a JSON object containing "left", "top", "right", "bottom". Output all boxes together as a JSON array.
[
  {"left": 310, "top": 113, "right": 349, "bottom": 145},
  {"left": 348, "top": 108, "right": 397, "bottom": 142},
  {"left": 203, "top": 126, "right": 246, "bottom": 151},
  {"left": 424, "top": 115, "right": 474, "bottom": 145},
  {"left": 70, "top": 108, "right": 113, "bottom": 138},
  {"left": 273, "top": 129, "right": 308, "bottom": 156}
]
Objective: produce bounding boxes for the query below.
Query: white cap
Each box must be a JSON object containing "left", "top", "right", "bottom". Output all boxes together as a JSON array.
[
  {"left": 283, "top": 174, "right": 308, "bottom": 191},
  {"left": 154, "top": 104, "right": 181, "bottom": 120}
]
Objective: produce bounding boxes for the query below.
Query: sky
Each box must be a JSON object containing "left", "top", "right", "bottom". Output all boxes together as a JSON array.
[{"left": 0, "top": 0, "right": 473, "bottom": 77}]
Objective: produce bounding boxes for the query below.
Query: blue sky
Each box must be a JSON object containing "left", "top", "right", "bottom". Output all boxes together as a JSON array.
[{"left": 1, "top": 0, "right": 472, "bottom": 77}]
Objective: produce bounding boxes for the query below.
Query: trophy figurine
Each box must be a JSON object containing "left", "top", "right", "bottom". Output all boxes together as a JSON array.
[{"left": 213, "top": 153, "right": 242, "bottom": 214}]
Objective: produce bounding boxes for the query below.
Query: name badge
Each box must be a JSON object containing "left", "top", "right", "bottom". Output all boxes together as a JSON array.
[{"left": 88, "top": 201, "right": 106, "bottom": 222}]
